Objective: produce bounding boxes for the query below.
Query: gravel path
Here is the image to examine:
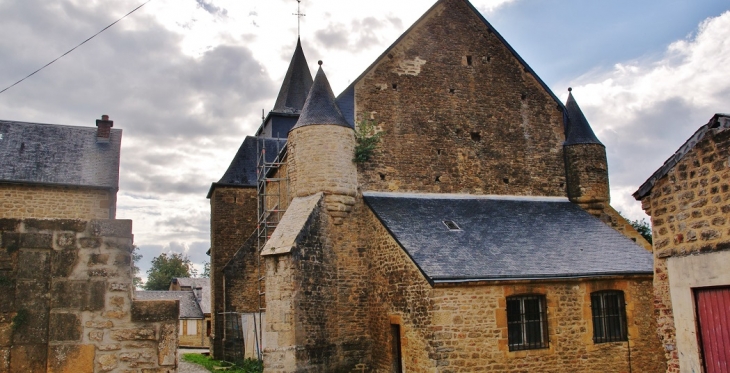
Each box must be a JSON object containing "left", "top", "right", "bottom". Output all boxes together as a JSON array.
[{"left": 178, "top": 348, "right": 210, "bottom": 373}]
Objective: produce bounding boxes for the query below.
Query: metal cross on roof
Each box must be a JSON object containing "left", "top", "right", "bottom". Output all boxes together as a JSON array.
[{"left": 293, "top": 0, "right": 306, "bottom": 36}]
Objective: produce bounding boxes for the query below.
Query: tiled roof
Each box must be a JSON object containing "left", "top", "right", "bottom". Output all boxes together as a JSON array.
[
  {"left": 207, "top": 136, "right": 287, "bottom": 197},
  {"left": 135, "top": 291, "right": 203, "bottom": 319},
  {"left": 0, "top": 120, "right": 121, "bottom": 189},
  {"left": 364, "top": 192, "right": 653, "bottom": 284},
  {"left": 292, "top": 65, "right": 352, "bottom": 130},
  {"left": 273, "top": 38, "right": 313, "bottom": 114},
  {"left": 564, "top": 90, "right": 603, "bottom": 146},
  {"left": 634, "top": 114, "right": 730, "bottom": 200}
]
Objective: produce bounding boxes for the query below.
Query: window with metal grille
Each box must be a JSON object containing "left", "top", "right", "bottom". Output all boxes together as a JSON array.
[
  {"left": 591, "top": 291, "right": 627, "bottom": 343},
  {"left": 506, "top": 295, "right": 548, "bottom": 351}
]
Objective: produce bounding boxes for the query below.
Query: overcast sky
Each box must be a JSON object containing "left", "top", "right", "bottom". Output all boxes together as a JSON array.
[{"left": 1, "top": 0, "right": 728, "bottom": 281}]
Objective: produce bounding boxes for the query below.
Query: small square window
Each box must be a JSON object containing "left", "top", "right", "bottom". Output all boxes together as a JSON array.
[
  {"left": 591, "top": 291, "right": 627, "bottom": 343},
  {"left": 507, "top": 294, "right": 548, "bottom": 351}
]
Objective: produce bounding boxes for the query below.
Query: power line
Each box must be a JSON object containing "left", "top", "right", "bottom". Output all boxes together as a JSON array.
[{"left": 0, "top": 0, "right": 153, "bottom": 95}]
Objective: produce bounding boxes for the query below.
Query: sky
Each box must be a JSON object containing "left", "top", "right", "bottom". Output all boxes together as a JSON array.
[{"left": 1, "top": 0, "right": 728, "bottom": 281}]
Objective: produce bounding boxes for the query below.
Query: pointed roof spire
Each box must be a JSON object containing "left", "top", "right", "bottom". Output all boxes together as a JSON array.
[
  {"left": 564, "top": 87, "right": 603, "bottom": 146},
  {"left": 272, "top": 38, "right": 313, "bottom": 114},
  {"left": 292, "top": 61, "right": 352, "bottom": 130}
]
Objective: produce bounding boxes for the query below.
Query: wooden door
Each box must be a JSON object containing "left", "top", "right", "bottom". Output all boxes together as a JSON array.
[{"left": 695, "top": 286, "right": 730, "bottom": 373}]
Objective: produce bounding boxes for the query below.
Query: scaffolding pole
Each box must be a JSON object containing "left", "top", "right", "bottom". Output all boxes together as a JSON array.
[{"left": 255, "top": 137, "right": 288, "bottom": 362}]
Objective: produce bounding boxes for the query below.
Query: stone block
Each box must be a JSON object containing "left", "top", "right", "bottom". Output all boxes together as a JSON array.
[
  {"left": 55, "top": 232, "right": 76, "bottom": 249},
  {"left": 50, "top": 281, "right": 105, "bottom": 311},
  {"left": 158, "top": 322, "right": 177, "bottom": 366},
  {"left": 90, "top": 220, "right": 133, "bottom": 238},
  {"left": 86, "top": 320, "right": 114, "bottom": 328},
  {"left": 19, "top": 233, "right": 53, "bottom": 249},
  {"left": 88, "top": 253, "right": 109, "bottom": 266},
  {"left": 0, "top": 347, "right": 8, "bottom": 372},
  {"left": 109, "top": 282, "right": 129, "bottom": 292},
  {"left": 49, "top": 312, "right": 82, "bottom": 341},
  {"left": 79, "top": 237, "right": 102, "bottom": 249},
  {"left": 24, "top": 219, "right": 87, "bottom": 232},
  {"left": 111, "top": 328, "right": 156, "bottom": 341},
  {"left": 16, "top": 250, "right": 50, "bottom": 280},
  {"left": 89, "top": 330, "right": 104, "bottom": 341},
  {"left": 1, "top": 233, "right": 20, "bottom": 253},
  {"left": 97, "top": 343, "right": 121, "bottom": 351},
  {"left": 47, "top": 344, "right": 94, "bottom": 373},
  {"left": 0, "top": 219, "right": 19, "bottom": 232},
  {"left": 9, "top": 344, "right": 46, "bottom": 373},
  {"left": 11, "top": 308, "right": 49, "bottom": 345},
  {"left": 51, "top": 249, "right": 77, "bottom": 277},
  {"left": 131, "top": 300, "right": 179, "bottom": 322},
  {"left": 0, "top": 321, "right": 11, "bottom": 347},
  {"left": 141, "top": 368, "right": 176, "bottom": 373},
  {"left": 97, "top": 353, "right": 118, "bottom": 372},
  {"left": 0, "top": 278, "right": 15, "bottom": 313}
]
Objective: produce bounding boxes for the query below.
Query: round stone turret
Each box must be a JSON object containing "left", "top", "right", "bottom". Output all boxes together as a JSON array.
[
  {"left": 563, "top": 88, "right": 610, "bottom": 206},
  {"left": 288, "top": 63, "right": 357, "bottom": 224}
]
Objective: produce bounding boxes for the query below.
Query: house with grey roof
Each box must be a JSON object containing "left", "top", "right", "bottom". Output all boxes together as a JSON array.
[
  {"left": 209, "top": 0, "right": 666, "bottom": 370},
  {"left": 136, "top": 284, "right": 211, "bottom": 348},
  {"left": 0, "top": 115, "right": 121, "bottom": 219},
  {"left": 633, "top": 113, "right": 730, "bottom": 373}
]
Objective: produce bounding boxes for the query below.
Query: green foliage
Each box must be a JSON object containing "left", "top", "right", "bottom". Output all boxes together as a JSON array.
[
  {"left": 143, "top": 252, "right": 193, "bottom": 290},
  {"left": 12, "top": 309, "right": 29, "bottom": 331},
  {"left": 132, "top": 245, "right": 143, "bottom": 289},
  {"left": 629, "top": 218, "right": 653, "bottom": 244},
  {"left": 202, "top": 261, "right": 210, "bottom": 278},
  {"left": 182, "top": 353, "right": 263, "bottom": 373},
  {"left": 618, "top": 211, "right": 653, "bottom": 244},
  {"left": 354, "top": 115, "right": 384, "bottom": 163}
]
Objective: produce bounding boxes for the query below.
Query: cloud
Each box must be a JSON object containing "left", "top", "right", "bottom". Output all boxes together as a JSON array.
[
  {"left": 568, "top": 11, "right": 730, "bottom": 219},
  {"left": 195, "top": 0, "right": 228, "bottom": 18}
]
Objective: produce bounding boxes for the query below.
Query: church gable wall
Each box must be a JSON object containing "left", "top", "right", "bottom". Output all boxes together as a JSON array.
[{"left": 353, "top": 0, "right": 566, "bottom": 196}]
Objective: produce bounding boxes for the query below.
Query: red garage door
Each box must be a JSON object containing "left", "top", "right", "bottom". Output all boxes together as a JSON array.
[{"left": 695, "top": 286, "right": 730, "bottom": 373}]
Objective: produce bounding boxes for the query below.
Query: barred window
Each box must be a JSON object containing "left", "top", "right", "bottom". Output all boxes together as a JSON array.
[
  {"left": 591, "top": 291, "right": 627, "bottom": 343},
  {"left": 507, "top": 295, "right": 548, "bottom": 351}
]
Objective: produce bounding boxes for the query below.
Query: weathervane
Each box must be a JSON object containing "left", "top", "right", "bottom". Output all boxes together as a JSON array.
[{"left": 293, "top": 0, "right": 306, "bottom": 37}]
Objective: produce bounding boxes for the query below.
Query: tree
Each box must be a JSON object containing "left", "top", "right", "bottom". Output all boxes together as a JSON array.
[
  {"left": 132, "top": 245, "right": 143, "bottom": 289},
  {"left": 144, "top": 253, "right": 193, "bottom": 290},
  {"left": 629, "top": 218, "right": 653, "bottom": 244},
  {"left": 618, "top": 211, "right": 653, "bottom": 244},
  {"left": 202, "top": 261, "right": 210, "bottom": 278}
]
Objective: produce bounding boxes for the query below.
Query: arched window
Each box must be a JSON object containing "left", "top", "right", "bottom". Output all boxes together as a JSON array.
[
  {"left": 506, "top": 294, "right": 548, "bottom": 351},
  {"left": 591, "top": 290, "right": 627, "bottom": 343}
]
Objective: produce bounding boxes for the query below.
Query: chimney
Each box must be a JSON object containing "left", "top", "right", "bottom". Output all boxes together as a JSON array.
[{"left": 96, "top": 115, "right": 113, "bottom": 143}]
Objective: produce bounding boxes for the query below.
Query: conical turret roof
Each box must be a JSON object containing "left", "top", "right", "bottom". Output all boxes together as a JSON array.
[
  {"left": 564, "top": 88, "right": 603, "bottom": 146},
  {"left": 272, "top": 38, "right": 313, "bottom": 114},
  {"left": 292, "top": 62, "right": 352, "bottom": 130}
]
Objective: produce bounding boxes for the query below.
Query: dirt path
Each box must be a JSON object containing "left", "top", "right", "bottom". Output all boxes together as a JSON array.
[{"left": 178, "top": 348, "right": 210, "bottom": 373}]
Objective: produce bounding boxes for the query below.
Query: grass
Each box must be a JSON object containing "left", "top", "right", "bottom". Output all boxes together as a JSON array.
[{"left": 182, "top": 353, "right": 263, "bottom": 373}]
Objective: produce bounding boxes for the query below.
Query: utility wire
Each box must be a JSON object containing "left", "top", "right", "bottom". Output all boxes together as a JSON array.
[{"left": 0, "top": 0, "right": 153, "bottom": 95}]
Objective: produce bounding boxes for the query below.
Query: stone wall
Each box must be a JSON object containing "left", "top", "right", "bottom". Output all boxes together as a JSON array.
[
  {"left": 0, "top": 184, "right": 113, "bottom": 220},
  {"left": 0, "top": 218, "right": 178, "bottom": 373},
  {"left": 209, "top": 186, "right": 257, "bottom": 359},
  {"left": 639, "top": 126, "right": 730, "bottom": 372},
  {"left": 353, "top": 0, "right": 566, "bottom": 197},
  {"left": 222, "top": 234, "right": 260, "bottom": 314}
]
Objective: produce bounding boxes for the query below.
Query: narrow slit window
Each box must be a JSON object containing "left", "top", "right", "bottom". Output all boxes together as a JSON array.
[{"left": 443, "top": 220, "right": 461, "bottom": 231}]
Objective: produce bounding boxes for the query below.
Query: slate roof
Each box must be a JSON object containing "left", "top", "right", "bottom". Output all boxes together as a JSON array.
[
  {"left": 273, "top": 38, "right": 313, "bottom": 114},
  {"left": 172, "top": 277, "right": 210, "bottom": 314},
  {"left": 207, "top": 136, "right": 287, "bottom": 197},
  {"left": 292, "top": 65, "right": 352, "bottom": 130},
  {"left": 564, "top": 89, "right": 603, "bottom": 146},
  {"left": 135, "top": 291, "right": 203, "bottom": 319},
  {"left": 364, "top": 192, "right": 653, "bottom": 284},
  {"left": 634, "top": 113, "right": 730, "bottom": 200},
  {"left": 0, "top": 120, "right": 121, "bottom": 189}
]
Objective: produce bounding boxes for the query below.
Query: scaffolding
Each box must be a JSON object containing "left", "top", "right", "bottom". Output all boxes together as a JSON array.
[
  {"left": 219, "top": 311, "right": 244, "bottom": 365},
  {"left": 254, "top": 138, "right": 288, "bottom": 361}
]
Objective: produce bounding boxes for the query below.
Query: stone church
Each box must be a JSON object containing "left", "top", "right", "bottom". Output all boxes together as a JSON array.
[{"left": 208, "top": 0, "right": 666, "bottom": 371}]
